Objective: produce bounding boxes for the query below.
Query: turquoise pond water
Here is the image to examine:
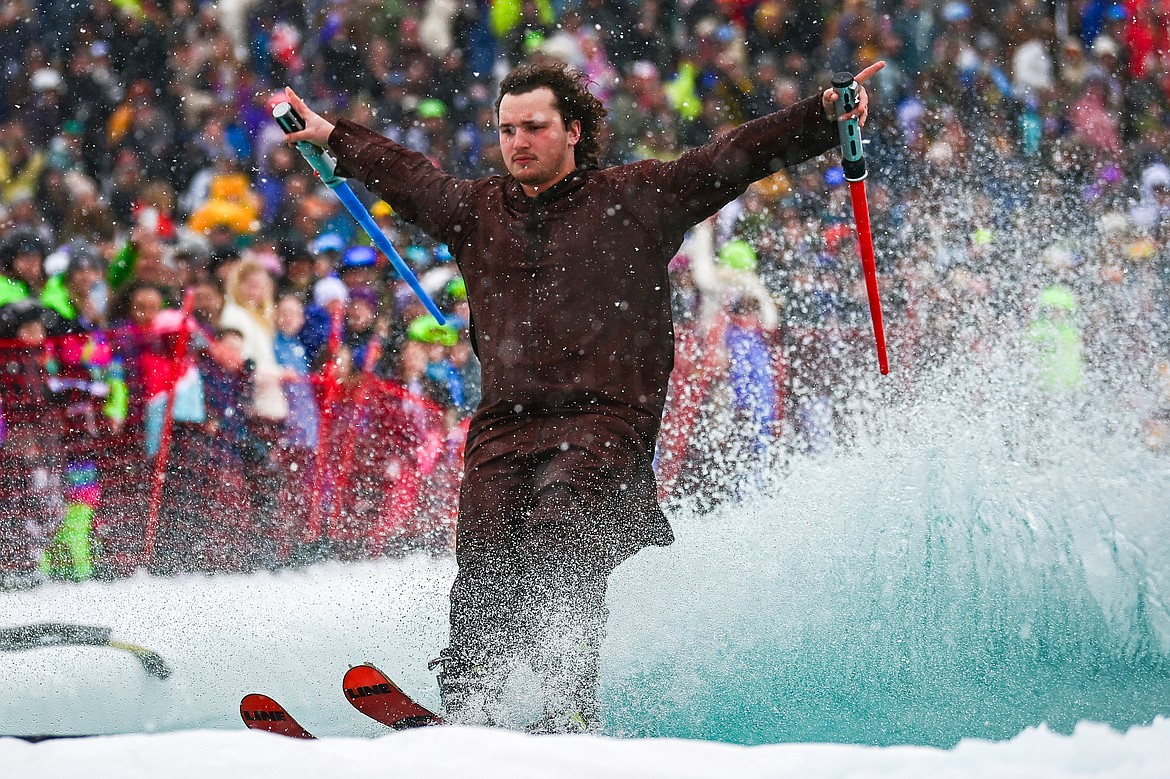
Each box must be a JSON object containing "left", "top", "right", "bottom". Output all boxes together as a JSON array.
[{"left": 601, "top": 369, "right": 1170, "bottom": 748}]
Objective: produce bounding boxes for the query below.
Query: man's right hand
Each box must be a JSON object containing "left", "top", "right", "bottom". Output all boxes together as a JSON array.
[
  {"left": 821, "top": 61, "right": 884, "bottom": 125},
  {"left": 282, "top": 86, "right": 336, "bottom": 148}
]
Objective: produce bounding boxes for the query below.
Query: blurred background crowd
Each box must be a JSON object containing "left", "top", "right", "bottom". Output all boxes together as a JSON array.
[{"left": 0, "top": 0, "right": 1168, "bottom": 587}]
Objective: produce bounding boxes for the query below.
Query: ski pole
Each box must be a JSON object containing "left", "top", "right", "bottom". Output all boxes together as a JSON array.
[
  {"left": 0, "top": 623, "right": 171, "bottom": 679},
  {"left": 832, "top": 71, "right": 889, "bottom": 375},
  {"left": 142, "top": 288, "right": 195, "bottom": 566},
  {"left": 272, "top": 102, "right": 447, "bottom": 325}
]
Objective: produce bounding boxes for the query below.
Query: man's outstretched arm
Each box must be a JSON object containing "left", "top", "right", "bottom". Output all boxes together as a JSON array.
[{"left": 648, "top": 61, "right": 885, "bottom": 232}]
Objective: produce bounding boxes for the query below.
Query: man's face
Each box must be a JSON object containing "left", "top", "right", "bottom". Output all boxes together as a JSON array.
[
  {"left": 347, "top": 299, "right": 376, "bottom": 331},
  {"left": 191, "top": 283, "right": 222, "bottom": 322},
  {"left": 286, "top": 259, "right": 314, "bottom": 286},
  {"left": 275, "top": 296, "right": 305, "bottom": 335},
  {"left": 498, "top": 87, "right": 581, "bottom": 194},
  {"left": 340, "top": 266, "right": 376, "bottom": 289},
  {"left": 16, "top": 319, "right": 46, "bottom": 345},
  {"left": 218, "top": 332, "right": 245, "bottom": 361}
]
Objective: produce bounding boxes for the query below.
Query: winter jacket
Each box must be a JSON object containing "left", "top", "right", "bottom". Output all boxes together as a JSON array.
[
  {"left": 328, "top": 93, "right": 836, "bottom": 445},
  {"left": 0, "top": 276, "right": 30, "bottom": 308},
  {"left": 1, "top": 274, "right": 87, "bottom": 326},
  {"left": 39, "top": 275, "right": 76, "bottom": 320}
]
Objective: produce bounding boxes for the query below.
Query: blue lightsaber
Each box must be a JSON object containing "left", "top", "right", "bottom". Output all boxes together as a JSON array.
[{"left": 272, "top": 102, "right": 446, "bottom": 324}]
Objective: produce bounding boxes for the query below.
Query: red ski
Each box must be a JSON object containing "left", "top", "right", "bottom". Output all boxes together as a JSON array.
[
  {"left": 239, "top": 693, "right": 316, "bottom": 739},
  {"left": 343, "top": 663, "right": 443, "bottom": 729}
]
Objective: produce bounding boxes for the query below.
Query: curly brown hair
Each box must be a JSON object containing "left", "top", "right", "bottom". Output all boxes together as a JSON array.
[{"left": 496, "top": 61, "right": 609, "bottom": 170}]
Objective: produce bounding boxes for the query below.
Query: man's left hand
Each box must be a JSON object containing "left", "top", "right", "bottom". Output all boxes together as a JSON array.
[{"left": 822, "top": 61, "right": 885, "bottom": 126}]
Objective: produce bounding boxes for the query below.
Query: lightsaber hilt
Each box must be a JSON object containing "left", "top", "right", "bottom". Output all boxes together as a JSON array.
[
  {"left": 272, "top": 101, "right": 306, "bottom": 135},
  {"left": 831, "top": 72, "right": 867, "bottom": 183},
  {"left": 273, "top": 102, "right": 346, "bottom": 188}
]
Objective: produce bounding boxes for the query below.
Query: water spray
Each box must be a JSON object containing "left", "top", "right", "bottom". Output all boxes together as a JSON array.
[
  {"left": 328, "top": 334, "right": 382, "bottom": 539},
  {"left": 832, "top": 72, "right": 889, "bottom": 375},
  {"left": 272, "top": 102, "right": 447, "bottom": 325}
]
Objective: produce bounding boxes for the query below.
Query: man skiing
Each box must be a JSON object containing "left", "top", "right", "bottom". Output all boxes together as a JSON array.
[{"left": 282, "top": 58, "right": 882, "bottom": 732}]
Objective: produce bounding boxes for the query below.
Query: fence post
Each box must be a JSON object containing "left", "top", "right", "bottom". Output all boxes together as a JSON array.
[
  {"left": 325, "top": 336, "right": 381, "bottom": 544},
  {"left": 141, "top": 290, "right": 195, "bottom": 566},
  {"left": 303, "top": 306, "right": 344, "bottom": 544}
]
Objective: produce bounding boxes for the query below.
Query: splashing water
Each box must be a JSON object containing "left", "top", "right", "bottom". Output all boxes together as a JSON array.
[{"left": 603, "top": 348, "right": 1170, "bottom": 747}]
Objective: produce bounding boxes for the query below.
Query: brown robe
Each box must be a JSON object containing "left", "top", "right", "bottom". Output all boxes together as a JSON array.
[{"left": 328, "top": 93, "right": 838, "bottom": 558}]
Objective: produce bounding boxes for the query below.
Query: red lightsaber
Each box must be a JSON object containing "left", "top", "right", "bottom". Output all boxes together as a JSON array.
[{"left": 833, "top": 71, "right": 889, "bottom": 375}]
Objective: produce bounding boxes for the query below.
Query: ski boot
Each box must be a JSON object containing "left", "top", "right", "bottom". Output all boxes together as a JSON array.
[{"left": 430, "top": 649, "right": 508, "bottom": 727}]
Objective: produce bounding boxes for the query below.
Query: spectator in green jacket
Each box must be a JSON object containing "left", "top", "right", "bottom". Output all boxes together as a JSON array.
[
  {"left": 1028, "top": 284, "right": 1084, "bottom": 394},
  {"left": 40, "top": 240, "right": 106, "bottom": 329},
  {"left": 0, "top": 228, "right": 48, "bottom": 308}
]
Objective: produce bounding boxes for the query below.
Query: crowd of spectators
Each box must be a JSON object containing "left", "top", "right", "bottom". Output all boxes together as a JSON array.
[{"left": 0, "top": 0, "right": 1168, "bottom": 587}]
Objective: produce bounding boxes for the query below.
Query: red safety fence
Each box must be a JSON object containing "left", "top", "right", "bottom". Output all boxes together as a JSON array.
[
  {"left": 0, "top": 339, "right": 65, "bottom": 577},
  {"left": 656, "top": 315, "right": 731, "bottom": 502},
  {"left": 2, "top": 316, "right": 907, "bottom": 579},
  {"left": 0, "top": 330, "right": 461, "bottom": 579}
]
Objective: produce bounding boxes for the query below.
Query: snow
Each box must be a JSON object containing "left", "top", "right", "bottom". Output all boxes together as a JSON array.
[{"left": 3, "top": 718, "right": 1168, "bottom": 778}]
